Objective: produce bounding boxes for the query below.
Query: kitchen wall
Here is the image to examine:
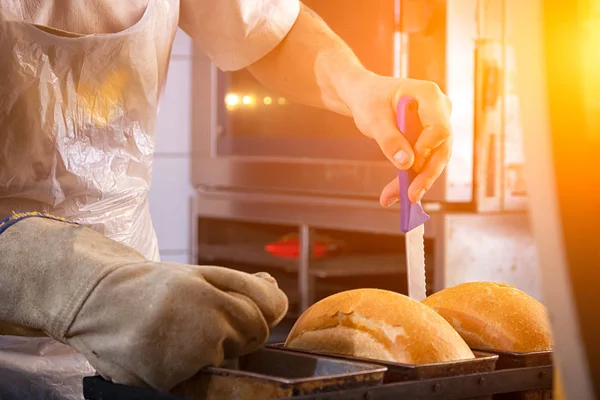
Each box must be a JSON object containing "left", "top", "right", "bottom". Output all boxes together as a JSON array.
[{"left": 148, "top": 29, "right": 194, "bottom": 264}]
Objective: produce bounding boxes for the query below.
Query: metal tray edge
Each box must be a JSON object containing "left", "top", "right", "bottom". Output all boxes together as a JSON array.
[{"left": 266, "top": 343, "right": 499, "bottom": 371}]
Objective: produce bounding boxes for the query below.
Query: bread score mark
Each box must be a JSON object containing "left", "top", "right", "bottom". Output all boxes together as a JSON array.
[
  {"left": 336, "top": 311, "right": 409, "bottom": 344},
  {"left": 288, "top": 311, "right": 410, "bottom": 361},
  {"left": 437, "top": 308, "right": 516, "bottom": 351}
]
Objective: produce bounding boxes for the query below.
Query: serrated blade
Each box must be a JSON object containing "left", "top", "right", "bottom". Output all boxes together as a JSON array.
[
  {"left": 405, "top": 224, "right": 426, "bottom": 301},
  {"left": 395, "top": 96, "right": 429, "bottom": 301}
]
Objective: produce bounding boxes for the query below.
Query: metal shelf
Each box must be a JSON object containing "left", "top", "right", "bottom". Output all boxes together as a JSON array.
[
  {"left": 198, "top": 243, "right": 294, "bottom": 271},
  {"left": 197, "top": 243, "right": 419, "bottom": 278}
]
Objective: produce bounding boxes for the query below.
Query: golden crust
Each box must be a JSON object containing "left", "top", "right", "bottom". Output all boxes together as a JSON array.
[
  {"left": 285, "top": 289, "right": 475, "bottom": 364},
  {"left": 422, "top": 282, "right": 553, "bottom": 352}
]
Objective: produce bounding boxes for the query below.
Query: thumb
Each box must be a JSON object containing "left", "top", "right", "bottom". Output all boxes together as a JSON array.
[
  {"left": 369, "top": 119, "right": 415, "bottom": 170},
  {"left": 254, "top": 272, "right": 279, "bottom": 288}
]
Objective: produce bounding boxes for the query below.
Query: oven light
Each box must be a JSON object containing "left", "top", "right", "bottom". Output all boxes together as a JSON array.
[
  {"left": 225, "top": 93, "right": 240, "bottom": 110},
  {"left": 263, "top": 96, "right": 273, "bottom": 105},
  {"left": 277, "top": 97, "right": 287, "bottom": 105},
  {"left": 242, "top": 95, "right": 254, "bottom": 105}
]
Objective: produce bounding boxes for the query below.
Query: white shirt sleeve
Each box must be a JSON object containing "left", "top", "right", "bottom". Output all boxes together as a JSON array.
[{"left": 179, "top": 0, "right": 301, "bottom": 71}]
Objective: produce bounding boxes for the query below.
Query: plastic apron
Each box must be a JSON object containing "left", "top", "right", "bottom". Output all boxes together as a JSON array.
[{"left": 0, "top": 1, "right": 178, "bottom": 398}]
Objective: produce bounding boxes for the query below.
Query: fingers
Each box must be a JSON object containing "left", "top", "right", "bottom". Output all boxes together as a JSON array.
[
  {"left": 413, "top": 124, "right": 452, "bottom": 172},
  {"left": 356, "top": 78, "right": 452, "bottom": 206},
  {"left": 361, "top": 117, "right": 415, "bottom": 170},
  {"left": 379, "top": 177, "right": 400, "bottom": 207},
  {"left": 412, "top": 83, "right": 452, "bottom": 171},
  {"left": 408, "top": 141, "right": 452, "bottom": 202},
  {"left": 202, "top": 266, "right": 289, "bottom": 327},
  {"left": 379, "top": 140, "right": 452, "bottom": 206},
  {"left": 374, "top": 121, "right": 415, "bottom": 170}
]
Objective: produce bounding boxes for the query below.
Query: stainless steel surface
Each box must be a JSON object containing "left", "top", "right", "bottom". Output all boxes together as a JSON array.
[
  {"left": 196, "top": 243, "right": 422, "bottom": 278},
  {"left": 193, "top": 188, "right": 440, "bottom": 238},
  {"left": 441, "top": 213, "right": 541, "bottom": 299},
  {"left": 473, "top": 0, "right": 504, "bottom": 213},
  {"left": 445, "top": 0, "right": 477, "bottom": 204},
  {"left": 394, "top": 0, "right": 408, "bottom": 79},
  {"left": 192, "top": 156, "right": 448, "bottom": 202},
  {"left": 298, "top": 225, "right": 314, "bottom": 312},
  {"left": 405, "top": 224, "right": 427, "bottom": 301},
  {"left": 472, "top": 0, "right": 529, "bottom": 213}
]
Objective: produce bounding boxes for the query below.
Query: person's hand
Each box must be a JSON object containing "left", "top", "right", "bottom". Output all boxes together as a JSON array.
[
  {"left": 344, "top": 73, "right": 453, "bottom": 207},
  {"left": 68, "top": 262, "right": 289, "bottom": 391},
  {"left": 0, "top": 216, "right": 289, "bottom": 392}
]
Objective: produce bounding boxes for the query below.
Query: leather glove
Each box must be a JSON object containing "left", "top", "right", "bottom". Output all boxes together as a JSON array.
[{"left": 0, "top": 215, "right": 288, "bottom": 391}]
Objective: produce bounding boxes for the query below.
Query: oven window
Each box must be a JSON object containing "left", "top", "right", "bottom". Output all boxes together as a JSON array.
[
  {"left": 216, "top": 0, "right": 398, "bottom": 161},
  {"left": 216, "top": 0, "right": 447, "bottom": 162}
]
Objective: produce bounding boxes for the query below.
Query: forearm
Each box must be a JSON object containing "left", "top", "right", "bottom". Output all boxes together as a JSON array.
[{"left": 247, "top": 3, "right": 373, "bottom": 117}]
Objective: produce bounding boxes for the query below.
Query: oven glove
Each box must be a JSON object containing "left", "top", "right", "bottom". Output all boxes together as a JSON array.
[{"left": 0, "top": 215, "right": 289, "bottom": 392}]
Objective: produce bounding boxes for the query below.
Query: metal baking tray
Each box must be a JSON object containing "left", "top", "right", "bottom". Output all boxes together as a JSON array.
[
  {"left": 83, "top": 347, "right": 387, "bottom": 400},
  {"left": 275, "top": 365, "right": 553, "bottom": 400},
  {"left": 471, "top": 348, "right": 553, "bottom": 400},
  {"left": 83, "top": 365, "right": 553, "bottom": 400},
  {"left": 471, "top": 348, "right": 553, "bottom": 370},
  {"left": 81, "top": 351, "right": 552, "bottom": 400},
  {"left": 267, "top": 343, "right": 498, "bottom": 383}
]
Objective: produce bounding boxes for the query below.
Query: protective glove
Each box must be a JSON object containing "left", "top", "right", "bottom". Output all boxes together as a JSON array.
[{"left": 0, "top": 215, "right": 288, "bottom": 392}]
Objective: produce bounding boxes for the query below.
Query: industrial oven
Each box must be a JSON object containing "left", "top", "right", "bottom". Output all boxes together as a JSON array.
[{"left": 188, "top": 0, "right": 539, "bottom": 313}]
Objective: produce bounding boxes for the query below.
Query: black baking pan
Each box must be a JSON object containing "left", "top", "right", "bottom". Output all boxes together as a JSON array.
[
  {"left": 267, "top": 343, "right": 498, "bottom": 383},
  {"left": 471, "top": 348, "right": 553, "bottom": 400},
  {"left": 83, "top": 365, "right": 553, "bottom": 400},
  {"left": 83, "top": 347, "right": 387, "bottom": 400},
  {"left": 267, "top": 343, "right": 499, "bottom": 400},
  {"left": 276, "top": 365, "right": 553, "bottom": 400}
]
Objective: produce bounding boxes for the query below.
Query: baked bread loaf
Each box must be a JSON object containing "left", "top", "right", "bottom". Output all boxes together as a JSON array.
[
  {"left": 285, "top": 288, "right": 475, "bottom": 364},
  {"left": 422, "top": 282, "right": 552, "bottom": 352}
]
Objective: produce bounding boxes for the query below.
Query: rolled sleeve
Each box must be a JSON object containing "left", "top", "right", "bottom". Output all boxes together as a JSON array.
[{"left": 179, "top": 0, "right": 301, "bottom": 71}]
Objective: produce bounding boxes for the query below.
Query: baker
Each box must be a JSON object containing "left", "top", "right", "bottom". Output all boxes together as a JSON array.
[{"left": 0, "top": 1, "right": 452, "bottom": 399}]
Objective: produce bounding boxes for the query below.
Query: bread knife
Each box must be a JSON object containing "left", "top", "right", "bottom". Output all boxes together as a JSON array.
[{"left": 396, "top": 97, "right": 430, "bottom": 301}]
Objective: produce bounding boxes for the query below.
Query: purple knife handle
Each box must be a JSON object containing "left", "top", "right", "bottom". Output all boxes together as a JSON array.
[{"left": 397, "top": 97, "right": 431, "bottom": 233}]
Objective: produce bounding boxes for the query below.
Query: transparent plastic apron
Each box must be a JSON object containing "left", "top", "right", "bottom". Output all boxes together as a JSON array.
[{"left": 0, "top": 1, "right": 178, "bottom": 398}]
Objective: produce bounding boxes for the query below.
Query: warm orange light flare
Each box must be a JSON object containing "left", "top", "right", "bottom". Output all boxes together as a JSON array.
[{"left": 581, "top": 0, "right": 600, "bottom": 138}]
